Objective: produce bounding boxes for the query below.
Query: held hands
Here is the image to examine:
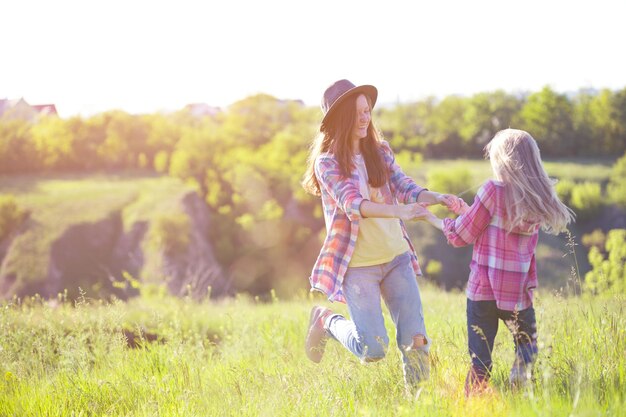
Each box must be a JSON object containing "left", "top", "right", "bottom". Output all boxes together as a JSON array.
[
  {"left": 455, "top": 199, "right": 470, "bottom": 215},
  {"left": 396, "top": 193, "right": 470, "bottom": 223},
  {"left": 407, "top": 193, "right": 470, "bottom": 231},
  {"left": 434, "top": 193, "right": 469, "bottom": 215},
  {"left": 396, "top": 203, "right": 435, "bottom": 222},
  {"left": 400, "top": 203, "right": 442, "bottom": 230}
]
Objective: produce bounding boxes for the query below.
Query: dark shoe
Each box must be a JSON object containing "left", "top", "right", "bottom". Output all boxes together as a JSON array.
[
  {"left": 464, "top": 365, "right": 490, "bottom": 397},
  {"left": 305, "top": 306, "right": 332, "bottom": 363},
  {"left": 510, "top": 357, "right": 532, "bottom": 389}
]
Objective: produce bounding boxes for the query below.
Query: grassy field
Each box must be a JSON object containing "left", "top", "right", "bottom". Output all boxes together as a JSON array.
[
  {"left": 0, "top": 161, "right": 622, "bottom": 415},
  {"left": 404, "top": 157, "right": 615, "bottom": 188},
  {"left": 1, "top": 283, "right": 624, "bottom": 416}
]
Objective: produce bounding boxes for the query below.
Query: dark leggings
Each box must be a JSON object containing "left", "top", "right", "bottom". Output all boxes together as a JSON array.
[{"left": 466, "top": 299, "right": 538, "bottom": 378}]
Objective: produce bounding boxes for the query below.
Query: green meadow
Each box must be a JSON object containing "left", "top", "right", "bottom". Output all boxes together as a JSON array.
[
  {"left": 406, "top": 157, "right": 615, "bottom": 189},
  {"left": 1, "top": 158, "right": 624, "bottom": 416},
  {"left": 1, "top": 284, "right": 624, "bottom": 416}
]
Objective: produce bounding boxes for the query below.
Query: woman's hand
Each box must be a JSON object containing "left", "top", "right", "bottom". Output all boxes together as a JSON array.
[{"left": 414, "top": 203, "right": 444, "bottom": 230}]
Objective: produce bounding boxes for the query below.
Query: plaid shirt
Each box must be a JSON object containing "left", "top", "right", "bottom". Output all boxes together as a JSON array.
[
  {"left": 442, "top": 180, "right": 539, "bottom": 311},
  {"left": 310, "top": 140, "right": 425, "bottom": 303}
]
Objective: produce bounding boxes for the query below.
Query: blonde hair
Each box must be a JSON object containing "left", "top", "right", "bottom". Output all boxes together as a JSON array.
[{"left": 485, "top": 129, "right": 575, "bottom": 234}]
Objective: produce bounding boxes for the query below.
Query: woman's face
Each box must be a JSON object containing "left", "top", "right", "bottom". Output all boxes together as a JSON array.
[{"left": 352, "top": 94, "right": 371, "bottom": 141}]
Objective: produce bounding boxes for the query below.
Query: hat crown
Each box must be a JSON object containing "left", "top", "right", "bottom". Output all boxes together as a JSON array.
[
  {"left": 321, "top": 79, "right": 357, "bottom": 115},
  {"left": 319, "top": 79, "right": 378, "bottom": 126}
]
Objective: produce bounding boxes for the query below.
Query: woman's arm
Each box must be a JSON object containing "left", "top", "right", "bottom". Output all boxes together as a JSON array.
[
  {"left": 440, "top": 183, "right": 496, "bottom": 247},
  {"left": 379, "top": 141, "right": 464, "bottom": 211},
  {"left": 359, "top": 200, "right": 431, "bottom": 222}
]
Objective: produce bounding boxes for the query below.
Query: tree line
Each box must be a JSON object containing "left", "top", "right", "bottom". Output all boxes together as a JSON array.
[
  {"left": 1, "top": 86, "right": 625, "bottom": 296},
  {"left": 2, "top": 86, "right": 626, "bottom": 174}
]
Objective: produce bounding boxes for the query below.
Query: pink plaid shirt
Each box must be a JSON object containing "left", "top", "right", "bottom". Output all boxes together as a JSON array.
[
  {"left": 442, "top": 180, "right": 539, "bottom": 311},
  {"left": 310, "top": 140, "right": 425, "bottom": 303}
]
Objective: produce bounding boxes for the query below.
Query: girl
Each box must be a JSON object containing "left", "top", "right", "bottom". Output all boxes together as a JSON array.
[
  {"left": 420, "top": 128, "right": 574, "bottom": 395},
  {"left": 301, "top": 79, "right": 460, "bottom": 387}
]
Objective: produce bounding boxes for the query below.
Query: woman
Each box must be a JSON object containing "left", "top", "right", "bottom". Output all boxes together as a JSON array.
[{"left": 301, "top": 79, "right": 460, "bottom": 387}]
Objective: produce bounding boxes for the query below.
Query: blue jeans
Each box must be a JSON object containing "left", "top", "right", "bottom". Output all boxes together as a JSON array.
[
  {"left": 325, "top": 252, "right": 430, "bottom": 385},
  {"left": 466, "top": 299, "right": 538, "bottom": 378}
]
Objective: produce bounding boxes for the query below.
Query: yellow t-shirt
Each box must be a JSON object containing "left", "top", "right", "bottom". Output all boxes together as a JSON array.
[{"left": 349, "top": 155, "right": 410, "bottom": 267}]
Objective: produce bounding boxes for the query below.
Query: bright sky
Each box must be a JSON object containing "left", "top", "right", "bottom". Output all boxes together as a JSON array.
[{"left": 3, "top": 0, "right": 625, "bottom": 118}]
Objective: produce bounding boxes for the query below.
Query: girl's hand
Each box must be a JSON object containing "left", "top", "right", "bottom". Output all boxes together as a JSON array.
[
  {"left": 436, "top": 194, "right": 465, "bottom": 213},
  {"left": 396, "top": 203, "right": 433, "bottom": 222},
  {"left": 454, "top": 199, "right": 471, "bottom": 215}
]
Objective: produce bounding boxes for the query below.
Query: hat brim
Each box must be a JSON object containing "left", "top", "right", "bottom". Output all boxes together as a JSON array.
[{"left": 321, "top": 85, "right": 378, "bottom": 126}]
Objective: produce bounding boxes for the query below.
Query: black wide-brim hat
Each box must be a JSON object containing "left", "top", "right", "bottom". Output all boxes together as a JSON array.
[{"left": 321, "top": 79, "right": 378, "bottom": 126}]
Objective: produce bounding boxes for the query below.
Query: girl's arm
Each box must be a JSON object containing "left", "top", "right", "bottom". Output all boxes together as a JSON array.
[
  {"left": 439, "top": 182, "right": 496, "bottom": 247},
  {"left": 424, "top": 211, "right": 444, "bottom": 231},
  {"left": 421, "top": 198, "right": 472, "bottom": 230}
]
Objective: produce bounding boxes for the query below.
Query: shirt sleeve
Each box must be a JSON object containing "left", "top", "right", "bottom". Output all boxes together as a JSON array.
[
  {"left": 442, "top": 181, "right": 496, "bottom": 247},
  {"left": 379, "top": 140, "right": 426, "bottom": 203},
  {"left": 315, "top": 154, "right": 366, "bottom": 221}
]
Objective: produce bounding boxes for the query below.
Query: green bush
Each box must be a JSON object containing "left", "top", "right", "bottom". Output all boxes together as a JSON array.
[
  {"left": 607, "top": 152, "right": 626, "bottom": 207},
  {"left": 149, "top": 213, "right": 191, "bottom": 256},
  {"left": 555, "top": 179, "right": 576, "bottom": 206},
  {"left": 394, "top": 150, "right": 423, "bottom": 172},
  {"left": 0, "top": 194, "right": 26, "bottom": 240},
  {"left": 608, "top": 181, "right": 626, "bottom": 207},
  {"left": 584, "top": 229, "right": 626, "bottom": 295},
  {"left": 425, "top": 260, "right": 443, "bottom": 280},
  {"left": 581, "top": 229, "right": 606, "bottom": 250},
  {"left": 153, "top": 150, "right": 169, "bottom": 173},
  {"left": 427, "top": 166, "right": 474, "bottom": 204},
  {"left": 610, "top": 151, "right": 626, "bottom": 179},
  {"left": 569, "top": 181, "right": 603, "bottom": 220}
]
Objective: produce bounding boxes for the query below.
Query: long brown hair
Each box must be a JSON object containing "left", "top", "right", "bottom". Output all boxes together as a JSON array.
[
  {"left": 302, "top": 94, "right": 388, "bottom": 196},
  {"left": 485, "top": 129, "right": 575, "bottom": 234}
]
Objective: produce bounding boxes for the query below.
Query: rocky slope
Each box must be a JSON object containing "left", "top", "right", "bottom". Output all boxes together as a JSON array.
[{"left": 0, "top": 176, "right": 229, "bottom": 300}]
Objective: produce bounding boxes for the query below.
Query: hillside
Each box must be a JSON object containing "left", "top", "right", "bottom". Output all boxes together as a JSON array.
[
  {"left": 1, "top": 155, "right": 624, "bottom": 300},
  {"left": 0, "top": 173, "right": 228, "bottom": 300}
]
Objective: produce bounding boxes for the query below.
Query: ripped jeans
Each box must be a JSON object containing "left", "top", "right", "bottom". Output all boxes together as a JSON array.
[{"left": 324, "top": 252, "right": 430, "bottom": 385}]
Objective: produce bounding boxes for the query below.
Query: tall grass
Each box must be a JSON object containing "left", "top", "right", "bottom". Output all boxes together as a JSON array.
[{"left": 1, "top": 284, "right": 624, "bottom": 416}]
